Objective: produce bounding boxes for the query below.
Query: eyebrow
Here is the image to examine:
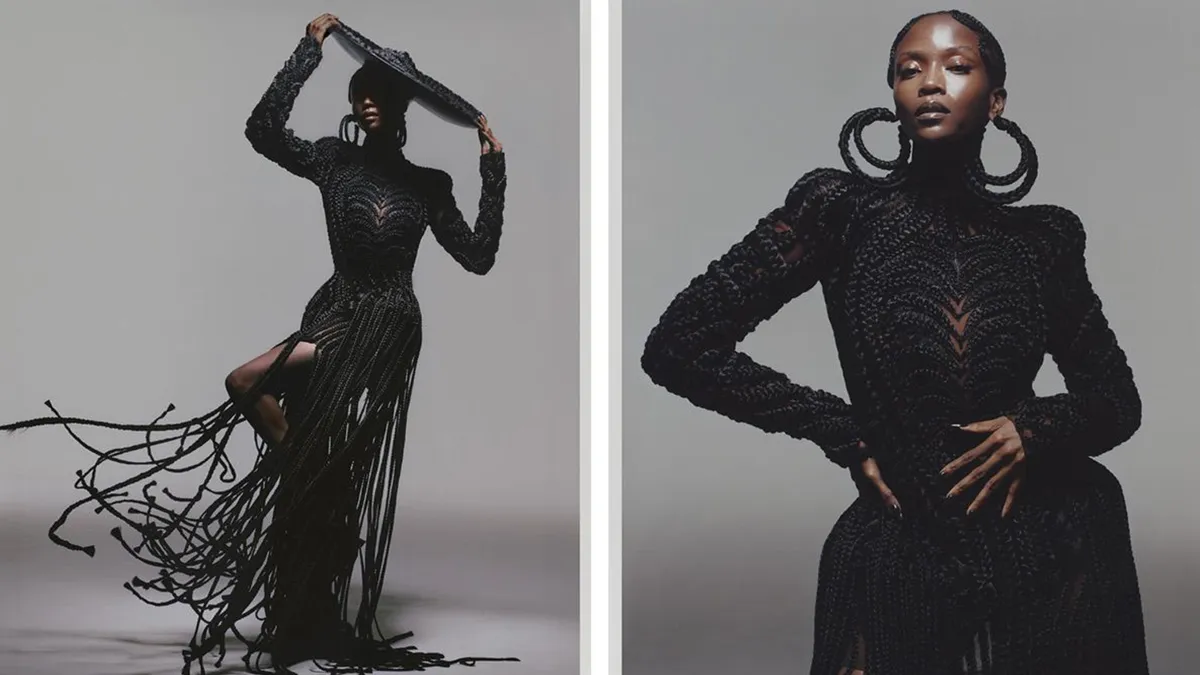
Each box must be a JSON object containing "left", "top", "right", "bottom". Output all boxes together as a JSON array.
[{"left": 896, "top": 45, "right": 979, "bottom": 61}]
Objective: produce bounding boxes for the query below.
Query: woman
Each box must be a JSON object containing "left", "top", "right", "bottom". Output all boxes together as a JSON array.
[
  {"left": 642, "top": 10, "right": 1147, "bottom": 675},
  {"left": 2, "top": 13, "right": 512, "bottom": 674}
]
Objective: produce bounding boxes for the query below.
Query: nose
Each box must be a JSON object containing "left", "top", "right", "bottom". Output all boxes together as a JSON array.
[{"left": 918, "top": 69, "right": 945, "bottom": 97}]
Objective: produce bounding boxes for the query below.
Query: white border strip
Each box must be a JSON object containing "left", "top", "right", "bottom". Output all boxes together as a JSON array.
[
  {"left": 587, "top": 0, "right": 611, "bottom": 673},
  {"left": 607, "top": 0, "right": 622, "bottom": 672}
]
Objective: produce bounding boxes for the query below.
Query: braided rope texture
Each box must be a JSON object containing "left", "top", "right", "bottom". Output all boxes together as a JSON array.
[
  {"left": 642, "top": 165, "right": 1146, "bottom": 674},
  {"left": 2, "top": 35, "right": 510, "bottom": 674}
]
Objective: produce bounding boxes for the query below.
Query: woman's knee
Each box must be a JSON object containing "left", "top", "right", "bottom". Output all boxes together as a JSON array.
[{"left": 225, "top": 365, "right": 258, "bottom": 398}]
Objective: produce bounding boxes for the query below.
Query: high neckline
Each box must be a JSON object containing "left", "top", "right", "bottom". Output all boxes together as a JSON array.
[{"left": 903, "top": 132, "right": 982, "bottom": 198}]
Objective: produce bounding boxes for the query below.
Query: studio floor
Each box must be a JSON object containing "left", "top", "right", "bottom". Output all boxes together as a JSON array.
[{"left": 0, "top": 508, "right": 579, "bottom": 675}]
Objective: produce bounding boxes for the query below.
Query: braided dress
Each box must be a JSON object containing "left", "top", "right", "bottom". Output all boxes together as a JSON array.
[
  {"left": 641, "top": 165, "right": 1147, "bottom": 674},
  {"left": 2, "top": 35, "right": 509, "bottom": 673}
]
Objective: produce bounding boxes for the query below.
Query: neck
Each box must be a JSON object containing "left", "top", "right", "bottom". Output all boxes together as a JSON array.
[
  {"left": 362, "top": 131, "right": 404, "bottom": 158},
  {"left": 905, "top": 131, "right": 984, "bottom": 197}
]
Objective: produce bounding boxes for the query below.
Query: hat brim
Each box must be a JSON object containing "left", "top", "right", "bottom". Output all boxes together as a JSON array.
[{"left": 329, "top": 23, "right": 482, "bottom": 128}]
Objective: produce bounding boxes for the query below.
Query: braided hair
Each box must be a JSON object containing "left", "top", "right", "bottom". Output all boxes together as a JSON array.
[
  {"left": 841, "top": 10, "right": 1038, "bottom": 204},
  {"left": 340, "top": 62, "right": 416, "bottom": 149},
  {"left": 885, "top": 10, "right": 1007, "bottom": 89}
]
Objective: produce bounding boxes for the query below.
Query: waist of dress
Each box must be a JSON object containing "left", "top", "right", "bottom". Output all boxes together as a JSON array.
[
  {"left": 333, "top": 265, "right": 415, "bottom": 287},
  {"left": 862, "top": 396, "right": 1033, "bottom": 453}
]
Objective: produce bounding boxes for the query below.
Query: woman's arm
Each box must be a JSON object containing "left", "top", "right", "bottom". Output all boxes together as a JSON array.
[
  {"left": 1011, "top": 206, "right": 1142, "bottom": 460},
  {"left": 427, "top": 152, "right": 507, "bottom": 275},
  {"left": 641, "top": 168, "right": 866, "bottom": 468},
  {"left": 244, "top": 34, "right": 333, "bottom": 182}
]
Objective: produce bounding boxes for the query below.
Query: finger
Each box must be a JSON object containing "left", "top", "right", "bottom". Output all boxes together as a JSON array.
[
  {"left": 1001, "top": 475, "right": 1022, "bottom": 518},
  {"left": 861, "top": 462, "right": 880, "bottom": 480},
  {"left": 947, "top": 450, "right": 1004, "bottom": 498},
  {"left": 958, "top": 418, "right": 1001, "bottom": 433},
  {"left": 873, "top": 476, "right": 901, "bottom": 513},
  {"left": 967, "top": 463, "right": 1013, "bottom": 515},
  {"left": 941, "top": 434, "right": 997, "bottom": 475}
]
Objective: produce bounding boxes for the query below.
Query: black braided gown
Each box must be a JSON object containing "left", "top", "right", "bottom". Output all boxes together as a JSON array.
[
  {"left": 2, "top": 35, "right": 508, "bottom": 674},
  {"left": 641, "top": 166, "right": 1147, "bottom": 674}
]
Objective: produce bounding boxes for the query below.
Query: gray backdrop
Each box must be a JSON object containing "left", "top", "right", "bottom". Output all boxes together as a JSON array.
[
  {"left": 0, "top": 2, "right": 579, "bottom": 673},
  {"left": 623, "top": 1, "right": 1199, "bottom": 673}
]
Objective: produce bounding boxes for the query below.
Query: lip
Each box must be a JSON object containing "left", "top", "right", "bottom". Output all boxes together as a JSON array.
[{"left": 915, "top": 100, "right": 950, "bottom": 119}]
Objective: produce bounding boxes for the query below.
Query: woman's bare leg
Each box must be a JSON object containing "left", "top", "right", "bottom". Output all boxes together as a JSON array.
[
  {"left": 224, "top": 341, "right": 317, "bottom": 448},
  {"left": 835, "top": 631, "right": 867, "bottom": 674}
]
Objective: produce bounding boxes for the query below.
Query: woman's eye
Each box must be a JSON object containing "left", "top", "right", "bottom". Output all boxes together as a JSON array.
[
  {"left": 898, "top": 66, "right": 919, "bottom": 78},
  {"left": 948, "top": 64, "right": 973, "bottom": 74}
]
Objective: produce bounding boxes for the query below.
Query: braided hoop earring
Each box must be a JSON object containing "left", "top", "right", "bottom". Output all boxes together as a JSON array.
[
  {"left": 839, "top": 107, "right": 911, "bottom": 188},
  {"left": 338, "top": 114, "right": 362, "bottom": 145},
  {"left": 965, "top": 115, "right": 1038, "bottom": 205}
]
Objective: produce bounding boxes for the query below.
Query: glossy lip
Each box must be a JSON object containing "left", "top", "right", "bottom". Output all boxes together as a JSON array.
[
  {"left": 916, "top": 99, "right": 945, "bottom": 113},
  {"left": 915, "top": 100, "right": 951, "bottom": 120}
]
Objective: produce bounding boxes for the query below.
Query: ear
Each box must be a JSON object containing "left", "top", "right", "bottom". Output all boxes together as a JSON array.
[{"left": 989, "top": 87, "right": 1008, "bottom": 121}]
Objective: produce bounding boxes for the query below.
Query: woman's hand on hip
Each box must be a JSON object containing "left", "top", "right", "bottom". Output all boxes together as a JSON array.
[
  {"left": 477, "top": 115, "right": 503, "bottom": 154},
  {"left": 307, "top": 13, "right": 340, "bottom": 46},
  {"left": 941, "top": 416, "right": 1026, "bottom": 518},
  {"left": 857, "top": 442, "right": 901, "bottom": 515}
]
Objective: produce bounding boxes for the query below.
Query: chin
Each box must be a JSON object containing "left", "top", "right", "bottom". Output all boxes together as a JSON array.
[{"left": 907, "top": 124, "right": 971, "bottom": 146}]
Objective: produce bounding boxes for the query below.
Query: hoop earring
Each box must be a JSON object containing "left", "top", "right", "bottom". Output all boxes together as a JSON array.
[
  {"left": 339, "top": 114, "right": 362, "bottom": 145},
  {"left": 965, "top": 115, "right": 1038, "bottom": 205},
  {"left": 839, "top": 107, "right": 911, "bottom": 188}
]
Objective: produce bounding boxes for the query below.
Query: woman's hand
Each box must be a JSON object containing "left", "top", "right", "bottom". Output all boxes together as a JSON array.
[
  {"left": 307, "top": 13, "right": 340, "bottom": 46},
  {"left": 856, "top": 442, "right": 901, "bottom": 514},
  {"left": 477, "top": 115, "right": 503, "bottom": 154},
  {"left": 941, "top": 416, "right": 1026, "bottom": 517}
]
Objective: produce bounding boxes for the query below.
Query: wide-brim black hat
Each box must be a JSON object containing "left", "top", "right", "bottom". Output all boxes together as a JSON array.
[{"left": 329, "top": 22, "right": 483, "bottom": 128}]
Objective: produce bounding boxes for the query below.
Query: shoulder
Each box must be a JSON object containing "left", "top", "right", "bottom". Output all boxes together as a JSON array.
[
  {"left": 312, "top": 136, "right": 350, "bottom": 159},
  {"left": 313, "top": 136, "right": 343, "bottom": 150},
  {"left": 784, "top": 167, "right": 861, "bottom": 207},
  {"left": 1006, "top": 203, "right": 1087, "bottom": 259},
  {"left": 409, "top": 163, "right": 453, "bottom": 191},
  {"left": 779, "top": 168, "right": 872, "bottom": 240}
]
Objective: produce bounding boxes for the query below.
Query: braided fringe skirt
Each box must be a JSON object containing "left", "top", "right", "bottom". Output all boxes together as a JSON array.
[{"left": 1, "top": 287, "right": 517, "bottom": 674}]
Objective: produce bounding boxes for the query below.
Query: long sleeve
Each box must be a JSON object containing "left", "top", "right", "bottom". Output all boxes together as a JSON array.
[
  {"left": 244, "top": 36, "right": 333, "bottom": 182},
  {"left": 640, "top": 168, "right": 866, "bottom": 468},
  {"left": 1011, "top": 206, "right": 1142, "bottom": 460},
  {"left": 428, "top": 152, "right": 507, "bottom": 275}
]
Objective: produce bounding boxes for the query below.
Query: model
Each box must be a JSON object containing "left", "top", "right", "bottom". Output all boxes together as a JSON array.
[
  {"left": 641, "top": 10, "right": 1146, "bottom": 675},
  {"left": 2, "top": 13, "right": 513, "bottom": 675}
]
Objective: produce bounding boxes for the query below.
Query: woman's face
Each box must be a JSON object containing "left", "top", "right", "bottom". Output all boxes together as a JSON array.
[
  {"left": 891, "top": 14, "right": 1004, "bottom": 145},
  {"left": 351, "top": 73, "right": 410, "bottom": 134},
  {"left": 352, "top": 81, "right": 390, "bottom": 133}
]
